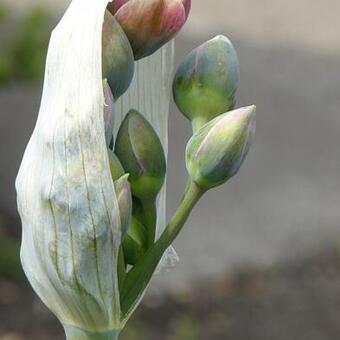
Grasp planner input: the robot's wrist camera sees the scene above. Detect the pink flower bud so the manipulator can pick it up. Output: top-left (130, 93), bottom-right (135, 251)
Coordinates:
top-left (107, 0), bottom-right (191, 60)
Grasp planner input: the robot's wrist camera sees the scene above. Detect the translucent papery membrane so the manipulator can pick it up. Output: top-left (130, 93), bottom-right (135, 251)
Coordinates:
top-left (114, 41), bottom-right (179, 272)
top-left (16, 0), bottom-right (122, 331)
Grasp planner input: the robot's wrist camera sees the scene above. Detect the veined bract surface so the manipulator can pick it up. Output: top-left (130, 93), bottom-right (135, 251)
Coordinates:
top-left (15, 0), bottom-right (175, 335)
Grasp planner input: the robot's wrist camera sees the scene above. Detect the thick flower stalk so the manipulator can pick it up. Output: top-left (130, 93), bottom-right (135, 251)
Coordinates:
top-left (16, 0), bottom-right (256, 339)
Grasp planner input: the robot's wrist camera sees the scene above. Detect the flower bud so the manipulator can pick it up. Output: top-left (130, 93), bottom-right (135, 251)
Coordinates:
top-left (115, 109), bottom-right (166, 200)
top-left (102, 10), bottom-right (135, 99)
top-left (122, 216), bottom-right (148, 265)
top-left (186, 105), bottom-right (256, 189)
top-left (108, 149), bottom-right (125, 181)
top-left (107, 0), bottom-right (191, 60)
top-left (114, 174), bottom-right (132, 238)
top-left (173, 35), bottom-right (239, 129)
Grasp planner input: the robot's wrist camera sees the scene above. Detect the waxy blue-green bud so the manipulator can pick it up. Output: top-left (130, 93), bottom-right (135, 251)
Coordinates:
top-left (122, 216), bottom-right (148, 265)
top-left (114, 174), bottom-right (132, 238)
top-left (108, 148), bottom-right (125, 181)
top-left (186, 105), bottom-right (256, 189)
top-left (102, 10), bottom-right (135, 100)
top-left (173, 35), bottom-right (239, 130)
top-left (115, 109), bottom-right (166, 200)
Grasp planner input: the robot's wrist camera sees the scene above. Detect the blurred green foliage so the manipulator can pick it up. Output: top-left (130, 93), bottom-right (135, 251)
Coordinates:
top-left (0, 234), bottom-right (22, 280)
top-left (120, 315), bottom-right (199, 340)
top-left (121, 320), bottom-right (146, 340)
top-left (0, 6), bottom-right (52, 85)
top-left (0, 4), bottom-right (7, 21)
top-left (170, 316), bottom-right (199, 340)
top-left (0, 5), bottom-right (49, 280)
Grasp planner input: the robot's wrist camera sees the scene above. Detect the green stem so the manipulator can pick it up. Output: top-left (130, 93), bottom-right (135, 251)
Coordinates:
top-left (120, 180), bottom-right (204, 316)
top-left (192, 116), bottom-right (208, 133)
top-left (117, 246), bottom-right (126, 292)
top-left (63, 324), bottom-right (120, 340)
top-left (141, 198), bottom-right (157, 247)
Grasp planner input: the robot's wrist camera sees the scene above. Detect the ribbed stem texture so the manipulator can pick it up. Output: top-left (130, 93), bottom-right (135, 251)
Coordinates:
top-left (63, 324), bottom-right (120, 340)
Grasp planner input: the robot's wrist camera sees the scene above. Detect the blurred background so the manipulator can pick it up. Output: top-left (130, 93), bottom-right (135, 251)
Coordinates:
top-left (1, 0), bottom-right (340, 339)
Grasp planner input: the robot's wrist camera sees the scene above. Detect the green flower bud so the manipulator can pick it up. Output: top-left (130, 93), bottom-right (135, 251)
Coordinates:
top-left (108, 149), bottom-right (125, 181)
top-left (186, 105), bottom-right (256, 189)
top-left (115, 109), bottom-right (166, 201)
top-left (122, 216), bottom-right (148, 265)
top-left (102, 10), bottom-right (135, 100)
top-left (114, 174), bottom-right (132, 238)
top-left (173, 35), bottom-right (240, 130)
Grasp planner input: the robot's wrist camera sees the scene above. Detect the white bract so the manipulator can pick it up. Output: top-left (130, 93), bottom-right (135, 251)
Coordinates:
top-left (16, 0), bottom-right (174, 333)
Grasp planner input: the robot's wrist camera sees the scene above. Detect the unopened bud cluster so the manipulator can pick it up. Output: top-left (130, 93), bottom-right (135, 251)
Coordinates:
top-left (173, 35), bottom-right (256, 190)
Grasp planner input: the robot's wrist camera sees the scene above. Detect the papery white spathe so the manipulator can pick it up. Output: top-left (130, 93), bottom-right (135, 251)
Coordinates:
top-left (15, 0), bottom-right (144, 334)
top-left (16, 0), bottom-right (176, 333)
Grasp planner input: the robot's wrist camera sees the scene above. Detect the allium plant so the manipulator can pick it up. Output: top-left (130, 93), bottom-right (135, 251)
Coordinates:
top-left (15, 0), bottom-right (256, 339)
